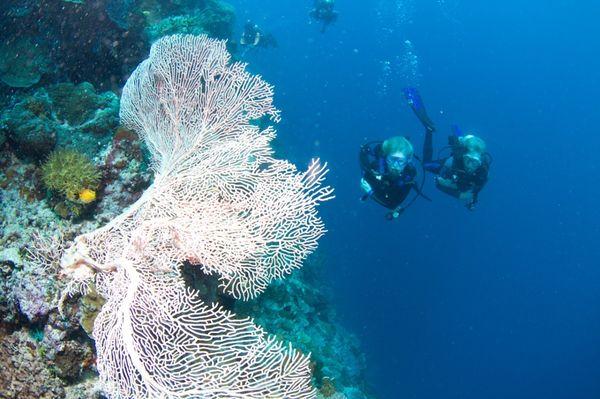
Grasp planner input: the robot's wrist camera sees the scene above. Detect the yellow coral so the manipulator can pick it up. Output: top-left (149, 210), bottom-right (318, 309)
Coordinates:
top-left (78, 188), bottom-right (97, 204)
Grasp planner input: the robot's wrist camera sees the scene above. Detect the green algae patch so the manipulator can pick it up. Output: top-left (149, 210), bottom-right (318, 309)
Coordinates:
top-left (41, 149), bottom-right (101, 205)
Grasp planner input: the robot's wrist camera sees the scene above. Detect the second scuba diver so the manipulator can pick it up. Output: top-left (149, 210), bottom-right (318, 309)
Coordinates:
top-left (240, 21), bottom-right (278, 49)
top-left (402, 88), bottom-right (491, 210)
top-left (309, 0), bottom-right (338, 33)
top-left (359, 136), bottom-right (429, 220)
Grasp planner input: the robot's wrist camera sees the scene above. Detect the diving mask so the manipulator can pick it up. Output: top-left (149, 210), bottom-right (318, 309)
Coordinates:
top-left (386, 153), bottom-right (411, 172)
top-left (463, 152), bottom-right (482, 172)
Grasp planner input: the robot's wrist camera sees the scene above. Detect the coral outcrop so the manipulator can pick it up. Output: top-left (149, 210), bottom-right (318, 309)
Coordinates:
top-left (0, 36), bottom-right (51, 88)
top-left (144, 0), bottom-right (235, 41)
top-left (0, 82), bottom-right (119, 159)
top-left (236, 259), bottom-right (371, 399)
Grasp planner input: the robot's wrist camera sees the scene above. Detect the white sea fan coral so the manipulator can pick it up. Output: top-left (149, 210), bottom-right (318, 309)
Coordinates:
top-left (58, 34), bottom-right (333, 398)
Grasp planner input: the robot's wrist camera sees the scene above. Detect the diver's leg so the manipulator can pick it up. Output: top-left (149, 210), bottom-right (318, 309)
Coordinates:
top-left (402, 88), bottom-right (436, 132)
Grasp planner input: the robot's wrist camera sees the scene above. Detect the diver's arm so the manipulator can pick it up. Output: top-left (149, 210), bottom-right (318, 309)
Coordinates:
top-left (458, 190), bottom-right (478, 210)
top-left (431, 157), bottom-right (453, 177)
top-left (466, 167), bottom-right (489, 208)
top-left (435, 176), bottom-right (461, 198)
top-left (360, 178), bottom-right (373, 201)
top-left (466, 178), bottom-right (487, 209)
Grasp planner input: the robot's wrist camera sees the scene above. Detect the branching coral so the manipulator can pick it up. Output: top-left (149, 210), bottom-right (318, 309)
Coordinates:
top-left (55, 34), bottom-right (333, 398)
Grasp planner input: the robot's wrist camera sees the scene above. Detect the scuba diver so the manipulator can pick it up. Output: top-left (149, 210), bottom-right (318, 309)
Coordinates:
top-left (309, 0), bottom-right (338, 32)
top-left (359, 136), bottom-right (430, 220)
top-left (402, 88), bottom-right (491, 210)
top-left (240, 21), bottom-right (278, 50)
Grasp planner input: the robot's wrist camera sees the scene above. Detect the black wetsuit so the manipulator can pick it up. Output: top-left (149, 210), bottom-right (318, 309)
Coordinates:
top-left (241, 23), bottom-right (260, 46)
top-left (423, 131), bottom-right (489, 205)
top-left (360, 142), bottom-right (417, 210)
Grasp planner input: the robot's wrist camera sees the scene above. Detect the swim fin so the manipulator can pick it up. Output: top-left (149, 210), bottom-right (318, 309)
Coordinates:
top-left (402, 87), bottom-right (436, 133)
top-left (451, 124), bottom-right (463, 137)
top-left (402, 87), bottom-right (425, 111)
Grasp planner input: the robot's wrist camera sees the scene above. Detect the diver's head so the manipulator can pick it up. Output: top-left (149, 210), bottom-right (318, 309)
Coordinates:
top-left (459, 134), bottom-right (486, 173)
top-left (382, 136), bottom-right (413, 175)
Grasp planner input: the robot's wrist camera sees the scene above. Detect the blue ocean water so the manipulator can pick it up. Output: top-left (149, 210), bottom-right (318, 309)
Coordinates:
top-left (232, 1), bottom-right (600, 398)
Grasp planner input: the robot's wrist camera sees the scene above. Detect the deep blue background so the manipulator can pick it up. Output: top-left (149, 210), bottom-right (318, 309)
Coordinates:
top-left (230, 1), bottom-right (600, 398)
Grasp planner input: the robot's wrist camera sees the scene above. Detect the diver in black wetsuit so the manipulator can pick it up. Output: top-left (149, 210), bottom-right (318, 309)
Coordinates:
top-left (309, 0), bottom-right (338, 32)
top-left (240, 21), bottom-right (278, 49)
top-left (402, 88), bottom-right (491, 210)
top-left (359, 136), bottom-right (429, 220)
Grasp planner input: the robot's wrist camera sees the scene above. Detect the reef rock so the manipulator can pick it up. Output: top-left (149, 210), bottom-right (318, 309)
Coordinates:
top-left (0, 330), bottom-right (66, 398)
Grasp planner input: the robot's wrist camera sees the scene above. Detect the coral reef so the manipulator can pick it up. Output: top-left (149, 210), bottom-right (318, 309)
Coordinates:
top-left (0, 112), bottom-right (371, 399)
top-left (143, 0), bottom-right (235, 42)
top-left (46, 83), bottom-right (120, 136)
top-left (0, 111), bottom-right (147, 325)
top-left (236, 258), bottom-right (372, 399)
top-left (0, 92), bottom-right (57, 159)
top-left (105, 0), bottom-right (135, 29)
top-left (0, 0), bottom-right (38, 18)
top-left (0, 329), bottom-right (66, 398)
top-left (0, 2), bottom-right (374, 396)
top-left (0, 134), bottom-right (148, 397)
top-left (53, 34), bottom-right (331, 398)
top-left (0, 82), bottom-right (119, 159)
top-left (0, 0), bottom-right (235, 89)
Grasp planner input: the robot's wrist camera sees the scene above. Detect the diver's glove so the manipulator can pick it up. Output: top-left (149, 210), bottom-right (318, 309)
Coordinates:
top-left (466, 192), bottom-right (479, 211)
top-left (360, 178), bottom-right (373, 201)
top-left (385, 207), bottom-right (404, 220)
top-left (460, 191), bottom-right (477, 211)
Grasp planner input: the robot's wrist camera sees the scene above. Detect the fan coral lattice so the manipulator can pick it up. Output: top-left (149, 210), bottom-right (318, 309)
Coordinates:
top-left (57, 34), bottom-right (333, 398)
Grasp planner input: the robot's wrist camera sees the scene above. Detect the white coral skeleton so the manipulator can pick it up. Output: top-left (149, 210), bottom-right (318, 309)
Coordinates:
top-left (55, 35), bottom-right (333, 398)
